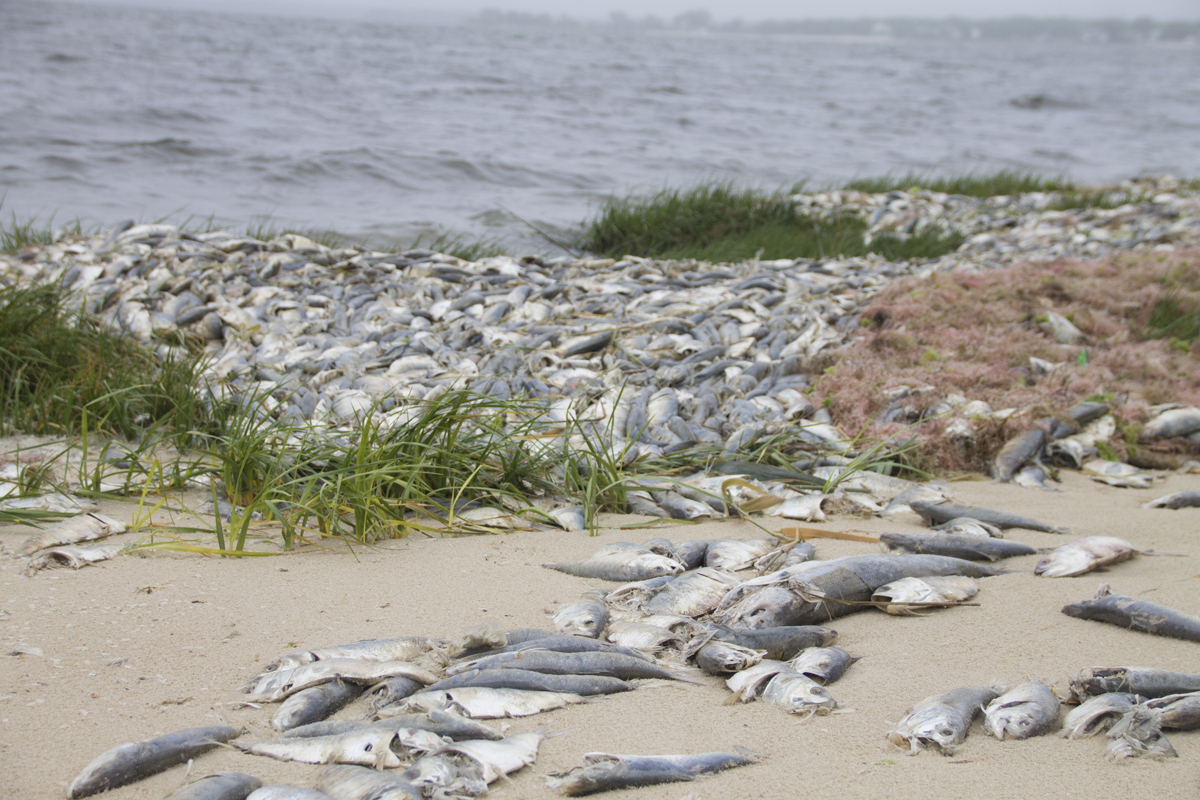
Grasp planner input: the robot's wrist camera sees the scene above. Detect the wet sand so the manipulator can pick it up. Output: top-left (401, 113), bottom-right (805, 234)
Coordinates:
top-left (3, 470), bottom-right (1200, 800)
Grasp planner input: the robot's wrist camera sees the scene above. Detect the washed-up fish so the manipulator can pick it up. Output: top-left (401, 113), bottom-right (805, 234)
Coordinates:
top-left (1061, 584), bottom-right (1200, 642)
top-left (879, 532), bottom-right (1036, 561)
top-left (266, 636), bottom-right (438, 671)
top-left (243, 659), bottom-right (437, 703)
top-left (301, 711), bottom-right (499, 742)
top-left (983, 681), bottom-right (1060, 739)
top-left (316, 765), bottom-right (422, 800)
top-left (1068, 666), bottom-right (1200, 703)
top-left (604, 621), bottom-right (683, 652)
top-left (24, 541), bottom-right (124, 575)
top-left (993, 427), bottom-right (1046, 483)
top-left (762, 494), bottom-right (830, 522)
top-left (547, 751), bottom-right (757, 796)
top-left (246, 788), bottom-right (336, 800)
top-left (553, 593), bottom-right (610, 638)
top-left (234, 727), bottom-right (445, 768)
top-left (394, 688), bottom-right (588, 718)
top-left (871, 576), bottom-right (979, 615)
top-left (674, 539), bottom-right (715, 569)
top-left (709, 624), bottom-right (838, 661)
top-left (448, 648), bottom-right (693, 682)
top-left (465, 631), bottom-right (651, 662)
top-left (910, 499), bottom-right (1067, 533)
top-left (1142, 490), bottom-right (1200, 509)
top-left (1013, 463), bottom-right (1056, 491)
top-left (644, 568), bottom-right (742, 617)
top-left (787, 646), bottom-right (855, 685)
top-left (704, 539), bottom-right (777, 570)
top-left (544, 547), bottom-right (684, 582)
top-left (695, 642), bottom-right (764, 675)
top-left (403, 728), bottom-right (546, 795)
top-left (753, 541), bottom-right (816, 572)
top-left (1144, 692), bottom-right (1200, 730)
top-left (550, 506), bottom-right (587, 532)
top-left (68, 725), bottom-right (241, 798)
top-left (720, 554), bottom-right (999, 628)
top-left (2, 492), bottom-right (98, 515)
top-left (445, 624), bottom-right (508, 658)
top-left (1141, 406), bottom-right (1200, 440)
top-left (425, 668), bottom-right (632, 696)
top-left (888, 686), bottom-right (1000, 755)
top-left (1106, 706), bottom-right (1177, 760)
top-left (1062, 693), bottom-right (1144, 739)
top-left (1035, 537), bottom-right (1137, 577)
top-left (762, 670), bottom-right (837, 715)
top-left (725, 660), bottom-right (792, 703)
top-left (367, 676), bottom-right (424, 714)
top-left (273, 680), bottom-right (360, 732)
top-left (16, 512), bottom-right (127, 557)
top-left (166, 772), bottom-right (262, 800)
top-left (930, 517), bottom-right (1004, 538)
top-left (1083, 460), bottom-right (1155, 489)
top-left (883, 484), bottom-right (952, 525)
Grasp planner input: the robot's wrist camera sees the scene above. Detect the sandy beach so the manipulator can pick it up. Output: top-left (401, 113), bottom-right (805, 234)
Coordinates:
top-left (3, 468), bottom-right (1200, 800)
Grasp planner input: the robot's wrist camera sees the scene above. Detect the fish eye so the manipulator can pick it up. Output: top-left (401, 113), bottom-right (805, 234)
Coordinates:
top-left (940, 728), bottom-right (954, 737)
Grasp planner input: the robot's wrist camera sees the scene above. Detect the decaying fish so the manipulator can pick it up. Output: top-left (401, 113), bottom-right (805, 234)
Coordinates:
top-left (1068, 666), bottom-right (1200, 703)
top-left (547, 751), bottom-right (757, 796)
top-left (243, 659), bottom-right (437, 703)
top-left (1142, 490), bottom-right (1200, 509)
top-left (367, 676), bottom-right (424, 714)
top-left (1146, 692), bottom-right (1200, 730)
top-left (544, 546), bottom-right (684, 582)
top-left (879, 532), bottom-right (1036, 562)
top-left (266, 636), bottom-right (438, 672)
top-left (553, 592), bottom-right (610, 638)
top-left (1062, 693), bottom-right (1144, 739)
top-left (2, 492), bottom-right (98, 515)
top-left (993, 427), bottom-right (1046, 483)
top-left (930, 517), bottom-right (1004, 538)
top-left (694, 642), bottom-right (765, 675)
top-left (1141, 406), bottom-right (1200, 440)
top-left (245, 787), bottom-right (336, 800)
top-left (68, 725), bottom-right (241, 798)
top-left (445, 624), bottom-right (509, 658)
top-left (708, 624), bottom-right (838, 661)
top-left (883, 484), bottom-right (952, 525)
top-left (234, 727), bottom-right (444, 768)
top-left (888, 686), bottom-right (1000, 755)
top-left (316, 765), bottom-right (422, 800)
top-left (725, 660), bottom-right (791, 703)
top-left (604, 621), bottom-right (683, 652)
top-left (1083, 460), bottom-right (1155, 489)
top-left (643, 568), bottom-right (742, 617)
top-left (871, 576), bottom-right (979, 615)
top-left (273, 680), bottom-right (360, 732)
top-left (393, 687), bottom-right (588, 718)
top-left (16, 512), bottom-right (127, 558)
top-left (1035, 537), bottom-right (1137, 578)
top-left (983, 681), bottom-right (1060, 739)
top-left (403, 728), bottom-right (546, 795)
top-left (24, 541), bottom-right (124, 575)
top-left (1061, 584), bottom-right (1200, 642)
top-left (910, 499), bottom-right (1067, 533)
top-left (787, 646), bottom-right (855, 685)
top-left (762, 494), bottom-right (830, 522)
top-left (762, 670), bottom-right (838, 715)
top-left (447, 648), bottom-right (693, 683)
top-left (703, 539), bottom-right (778, 570)
top-left (426, 668), bottom-right (633, 696)
top-left (753, 541), bottom-right (816, 573)
top-left (1106, 706), bottom-right (1177, 760)
top-left (165, 772), bottom-right (262, 800)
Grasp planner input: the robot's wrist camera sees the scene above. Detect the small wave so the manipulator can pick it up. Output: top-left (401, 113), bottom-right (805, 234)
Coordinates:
top-left (647, 85), bottom-right (686, 94)
top-left (44, 53), bottom-right (85, 63)
top-left (112, 138), bottom-right (230, 158)
top-left (1010, 94), bottom-right (1087, 110)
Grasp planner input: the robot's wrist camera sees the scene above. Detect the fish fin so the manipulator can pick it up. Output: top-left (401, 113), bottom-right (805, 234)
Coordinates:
top-left (732, 745), bottom-right (763, 761)
top-left (721, 693), bottom-right (745, 706)
top-left (1094, 583), bottom-right (1113, 599)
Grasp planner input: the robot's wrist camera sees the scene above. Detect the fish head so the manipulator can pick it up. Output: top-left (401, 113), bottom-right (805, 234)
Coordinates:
top-left (728, 587), bottom-right (799, 629)
top-left (771, 674), bottom-right (837, 713)
top-left (985, 707), bottom-right (1038, 740)
top-left (904, 707), bottom-right (966, 752)
top-left (629, 553), bottom-right (685, 579)
top-left (1034, 547), bottom-right (1092, 578)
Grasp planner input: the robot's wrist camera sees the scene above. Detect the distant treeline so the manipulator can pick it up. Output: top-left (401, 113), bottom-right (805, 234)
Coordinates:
top-left (474, 9), bottom-right (1200, 42)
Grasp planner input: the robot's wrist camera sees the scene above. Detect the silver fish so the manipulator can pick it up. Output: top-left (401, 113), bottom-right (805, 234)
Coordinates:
top-left (871, 576), bottom-right (979, 615)
top-left (544, 548), bottom-right (684, 582)
top-left (367, 676), bottom-right (424, 714)
top-left (16, 512), bottom-right (127, 557)
top-left (246, 788), bottom-right (336, 800)
top-left (1062, 693), bottom-right (1144, 739)
top-left (725, 660), bottom-right (792, 703)
top-left (888, 686), bottom-right (1000, 755)
top-left (644, 568), bottom-right (742, 617)
top-left (1141, 406), bottom-right (1200, 440)
top-left (1068, 665), bottom-right (1200, 703)
top-left (448, 648), bottom-right (690, 682)
top-left (547, 751), bottom-right (757, 796)
top-left (762, 670), bottom-right (837, 715)
top-left (983, 681), bottom-right (1061, 739)
top-left (243, 659), bottom-right (437, 703)
top-left (316, 764), bottom-right (422, 800)
top-left (787, 646), bottom-right (855, 684)
top-left (234, 728), bottom-right (441, 768)
top-left (273, 680), bottom-right (360, 732)
top-left (1146, 692), bottom-right (1200, 730)
top-left (1083, 460), bottom-right (1154, 489)
top-left (910, 499), bottom-right (1067, 533)
top-left (553, 593), bottom-right (609, 638)
top-left (266, 636), bottom-right (438, 672)
top-left (1106, 706), bottom-right (1177, 760)
top-left (604, 620), bottom-right (683, 652)
top-left (703, 539), bottom-right (778, 570)
top-left (1062, 585), bottom-right (1200, 643)
top-left (165, 772), bottom-right (262, 800)
top-left (24, 541), bottom-right (124, 575)
top-left (1035, 537), bottom-right (1137, 578)
top-left (1142, 489), bottom-right (1200, 509)
top-left (68, 725), bottom-right (241, 798)
top-left (394, 688), bottom-right (587, 718)
top-left (695, 642), bottom-right (764, 675)
top-left (930, 517), bottom-right (1004, 538)
top-left (425, 668), bottom-right (632, 696)
top-left (879, 532), bottom-right (1035, 561)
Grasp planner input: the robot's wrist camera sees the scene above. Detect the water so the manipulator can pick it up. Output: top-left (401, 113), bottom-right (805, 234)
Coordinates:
top-left (3, 1), bottom-right (1199, 252)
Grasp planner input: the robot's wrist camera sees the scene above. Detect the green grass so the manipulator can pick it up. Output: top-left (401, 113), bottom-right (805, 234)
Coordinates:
top-left (581, 183), bottom-right (963, 262)
top-left (842, 169), bottom-right (1072, 197)
top-left (405, 231), bottom-right (508, 262)
top-left (1, 214), bottom-right (83, 254)
top-left (1145, 287), bottom-right (1200, 345)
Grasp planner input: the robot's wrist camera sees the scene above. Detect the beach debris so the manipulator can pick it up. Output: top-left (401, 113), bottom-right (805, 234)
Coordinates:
top-left (547, 751), bottom-right (757, 796)
top-left (1082, 460), bottom-right (1155, 489)
top-left (1034, 537), bottom-right (1138, 578)
top-left (888, 686), bottom-right (1001, 754)
top-left (983, 680), bottom-right (1061, 739)
top-left (14, 512), bottom-right (127, 558)
top-left (67, 725), bottom-right (241, 798)
top-left (1, 493), bottom-right (98, 515)
top-left (1061, 585), bottom-right (1200, 642)
top-left (23, 541), bottom-right (124, 575)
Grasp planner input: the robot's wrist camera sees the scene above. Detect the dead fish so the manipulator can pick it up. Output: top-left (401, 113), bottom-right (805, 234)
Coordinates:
top-left (993, 427), bottom-right (1046, 482)
top-left (695, 642), bottom-right (765, 675)
top-left (888, 686), bottom-right (1000, 755)
top-left (425, 668), bottom-right (632, 696)
top-left (931, 517), bottom-right (1004, 538)
top-left (787, 646), bottom-right (855, 685)
top-left (1106, 706), bottom-right (1177, 760)
top-left (394, 688), bottom-right (588, 718)
top-left (16, 512), bottom-right (127, 557)
top-left (871, 576), bottom-right (979, 615)
top-left (1142, 490), bottom-right (1200, 509)
top-left (467, 632), bottom-right (651, 662)
top-left (644, 568), bottom-right (742, 617)
top-left (445, 624), bottom-right (508, 658)
top-left (243, 659), bottom-right (437, 703)
top-left (983, 681), bottom-right (1060, 739)
top-left (674, 539), bottom-right (715, 569)
top-left (550, 506), bottom-right (587, 532)
top-left (266, 636), bottom-right (438, 672)
top-left (1068, 666), bottom-right (1200, 703)
top-left (879, 532), bottom-right (1036, 562)
top-left (365, 711), bottom-right (502, 741)
top-left (234, 728), bottom-right (441, 768)
top-left (404, 728), bottom-right (546, 793)
top-left (762, 670), bottom-right (837, 715)
top-left (447, 649), bottom-right (696, 683)
top-left (1146, 692), bottom-right (1200, 730)
top-left (246, 788), bottom-right (336, 800)
top-left (1061, 584), bottom-right (1200, 642)
top-left (1083, 460), bottom-right (1154, 489)
top-left (910, 499), bottom-right (1067, 533)
top-left (704, 539), bottom-right (777, 570)
top-left (1062, 693), bottom-right (1144, 739)
top-left (544, 548), bottom-right (684, 582)
top-left (165, 772), bottom-right (262, 800)
top-left (2, 492), bottom-right (98, 514)
top-left (273, 680), bottom-right (360, 732)
top-left (883, 484), bottom-right (951, 525)
top-left (1035, 537), bottom-right (1137, 577)
top-left (725, 660), bottom-right (792, 703)
top-left (753, 541), bottom-right (816, 573)
top-left (709, 624), bottom-right (838, 661)
top-left (1013, 463), bottom-right (1056, 491)
top-left (68, 725), bottom-right (241, 798)
top-left (24, 541), bottom-right (124, 575)
top-left (1141, 406), bottom-right (1200, 440)
top-left (315, 765), bottom-right (422, 800)
top-left (367, 676), bottom-right (424, 714)
top-left (762, 494), bottom-right (830, 522)
top-left (553, 593), bottom-right (609, 638)
top-left (604, 621), bottom-right (683, 652)
top-left (546, 751), bottom-right (757, 796)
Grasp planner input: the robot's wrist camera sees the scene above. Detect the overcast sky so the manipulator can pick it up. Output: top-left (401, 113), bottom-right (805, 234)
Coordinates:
top-left (62, 0), bottom-right (1200, 21)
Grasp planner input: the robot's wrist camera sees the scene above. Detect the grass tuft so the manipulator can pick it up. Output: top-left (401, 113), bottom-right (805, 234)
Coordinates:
top-left (843, 169), bottom-right (1072, 197)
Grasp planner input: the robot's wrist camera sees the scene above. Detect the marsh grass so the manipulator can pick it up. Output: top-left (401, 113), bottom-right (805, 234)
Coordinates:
top-left (243, 222), bottom-right (345, 249)
top-left (406, 231), bottom-right (508, 262)
top-left (0, 213), bottom-right (84, 254)
top-left (843, 169), bottom-right (1071, 197)
top-left (582, 183), bottom-right (962, 261)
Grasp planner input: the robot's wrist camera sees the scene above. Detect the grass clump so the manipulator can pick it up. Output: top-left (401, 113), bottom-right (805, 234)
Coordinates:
top-left (1, 214), bottom-right (83, 254)
top-left (582, 183), bottom-right (962, 262)
top-left (843, 169), bottom-right (1070, 197)
top-left (406, 231), bottom-right (508, 262)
